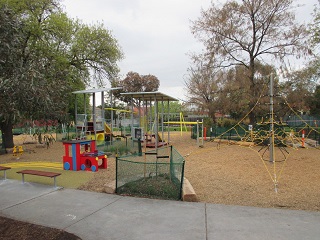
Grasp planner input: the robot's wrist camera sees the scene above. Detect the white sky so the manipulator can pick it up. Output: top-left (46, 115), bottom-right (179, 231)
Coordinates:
top-left (63, 0), bottom-right (318, 101)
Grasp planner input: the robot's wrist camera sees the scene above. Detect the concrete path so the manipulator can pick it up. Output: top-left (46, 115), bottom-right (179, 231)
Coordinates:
top-left (1, 179), bottom-right (320, 240)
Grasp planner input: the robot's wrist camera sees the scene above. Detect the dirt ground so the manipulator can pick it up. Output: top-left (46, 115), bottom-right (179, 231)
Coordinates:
top-left (0, 132), bottom-right (320, 238)
top-left (0, 215), bottom-right (80, 240)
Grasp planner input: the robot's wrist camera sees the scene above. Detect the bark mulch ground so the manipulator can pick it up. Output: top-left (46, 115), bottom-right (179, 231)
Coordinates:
top-left (1, 132), bottom-right (319, 239)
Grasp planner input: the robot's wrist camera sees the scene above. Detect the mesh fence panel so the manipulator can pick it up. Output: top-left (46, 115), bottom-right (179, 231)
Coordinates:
top-left (116, 146), bottom-right (185, 200)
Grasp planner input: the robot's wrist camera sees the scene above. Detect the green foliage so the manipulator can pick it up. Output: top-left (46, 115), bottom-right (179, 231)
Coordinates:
top-left (117, 174), bottom-right (180, 200)
top-left (0, 0), bottom-right (123, 148)
top-left (32, 130), bottom-right (56, 148)
top-left (203, 117), bottom-right (214, 128)
top-left (104, 142), bottom-right (132, 156)
top-left (309, 85), bottom-right (320, 116)
top-left (216, 118), bottom-right (238, 128)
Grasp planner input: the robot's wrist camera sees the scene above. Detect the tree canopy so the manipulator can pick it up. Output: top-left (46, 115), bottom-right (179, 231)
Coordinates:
top-left (113, 71), bottom-right (160, 105)
top-left (187, 0), bottom-right (310, 124)
top-left (0, 0), bottom-right (123, 148)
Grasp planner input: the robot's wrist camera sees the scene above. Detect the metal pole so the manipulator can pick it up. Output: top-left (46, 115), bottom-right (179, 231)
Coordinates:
top-left (74, 94), bottom-right (78, 138)
top-left (131, 96), bottom-right (134, 147)
top-left (269, 73), bottom-right (274, 163)
top-left (167, 100), bottom-right (170, 144)
top-left (202, 119), bottom-right (204, 146)
top-left (92, 92), bottom-right (96, 140)
top-left (110, 91), bottom-right (113, 144)
top-left (161, 98), bottom-right (164, 144)
top-left (269, 73), bottom-right (277, 193)
top-left (197, 120), bottom-right (199, 147)
top-left (155, 96), bottom-right (158, 152)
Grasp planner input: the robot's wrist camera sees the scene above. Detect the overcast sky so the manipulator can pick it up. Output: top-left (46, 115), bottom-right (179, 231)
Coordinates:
top-left (63, 0), bottom-right (318, 101)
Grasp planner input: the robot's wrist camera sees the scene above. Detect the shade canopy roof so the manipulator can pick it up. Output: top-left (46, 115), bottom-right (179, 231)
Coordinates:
top-left (73, 87), bottom-right (122, 94)
top-left (120, 91), bottom-right (179, 102)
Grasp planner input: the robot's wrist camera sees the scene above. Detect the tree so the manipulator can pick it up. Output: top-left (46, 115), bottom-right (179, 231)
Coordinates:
top-left (218, 62), bottom-right (279, 121)
top-left (308, 85), bottom-right (320, 116)
top-left (281, 59), bottom-right (320, 117)
top-left (184, 66), bottom-right (221, 121)
top-left (190, 0), bottom-right (309, 124)
top-left (0, 0), bottom-right (123, 148)
top-left (113, 71), bottom-right (160, 105)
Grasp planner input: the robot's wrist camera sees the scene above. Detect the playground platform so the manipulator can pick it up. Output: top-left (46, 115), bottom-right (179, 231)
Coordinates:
top-left (0, 179), bottom-right (320, 240)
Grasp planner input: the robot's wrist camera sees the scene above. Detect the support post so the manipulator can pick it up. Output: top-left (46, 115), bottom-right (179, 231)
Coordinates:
top-left (269, 73), bottom-right (274, 163)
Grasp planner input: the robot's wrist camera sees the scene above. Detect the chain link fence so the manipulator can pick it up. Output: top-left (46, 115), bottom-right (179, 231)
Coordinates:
top-left (116, 146), bottom-right (185, 200)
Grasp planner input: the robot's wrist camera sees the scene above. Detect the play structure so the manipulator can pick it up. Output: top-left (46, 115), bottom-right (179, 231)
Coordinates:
top-left (208, 73), bottom-right (320, 192)
top-left (120, 92), bottom-right (179, 149)
top-left (62, 139), bottom-right (107, 172)
top-left (73, 87), bottom-right (125, 143)
top-left (164, 112), bottom-right (205, 147)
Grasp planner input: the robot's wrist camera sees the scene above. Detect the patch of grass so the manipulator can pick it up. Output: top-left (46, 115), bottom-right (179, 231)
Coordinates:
top-left (117, 174), bottom-right (180, 200)
top-left (104, 142), bottom-right (132, 156)
top-left (5, 167), bottom-right (94, 189)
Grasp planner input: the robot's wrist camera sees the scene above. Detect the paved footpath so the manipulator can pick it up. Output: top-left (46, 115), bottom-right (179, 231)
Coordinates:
top-left (1, 179), bottom-right (320, 240)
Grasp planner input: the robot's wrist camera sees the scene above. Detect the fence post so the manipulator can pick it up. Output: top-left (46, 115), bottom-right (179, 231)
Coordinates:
top-left (170, 145), bottom-right (173, 178)
top-left (301, 129), bottom-right (305, 148)
top-left (138, 138), bottom-right (142, 156)
top-left (115, 156), bottom-right (118, 193)
top-left (179, 160), bottom-right (185, 200)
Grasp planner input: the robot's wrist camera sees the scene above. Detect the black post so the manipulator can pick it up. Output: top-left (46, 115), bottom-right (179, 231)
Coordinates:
top-left (138, 138), bottom-right (142, 156)
top-left (115, 156), bottom-right (118, 193)
top-left (179, 160), bottom-right (185, 200)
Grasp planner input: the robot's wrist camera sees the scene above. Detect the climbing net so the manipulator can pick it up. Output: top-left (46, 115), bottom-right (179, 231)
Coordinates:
top-left (208, 79), bottom-right (320, 192)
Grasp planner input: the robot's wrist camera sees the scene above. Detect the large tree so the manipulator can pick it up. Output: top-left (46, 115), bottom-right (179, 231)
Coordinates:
top-left (0, 0), bottom-right (123, 148)
top-left (189, 0), bottom-right (309, 124)
top-left (113, 71), bottom-right (160, 105)
top-left (184, 66), bottom-right (222, 121)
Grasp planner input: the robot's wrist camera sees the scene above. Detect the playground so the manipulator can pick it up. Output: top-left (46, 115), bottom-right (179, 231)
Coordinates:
top-left (1, 131), bottom-right (320, 212)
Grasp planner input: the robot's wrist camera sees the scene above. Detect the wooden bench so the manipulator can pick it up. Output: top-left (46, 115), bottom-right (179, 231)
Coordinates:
top-left (0, 166), bottom-right (11, 180)
top-left (16, 170), bottom-right (61, 188)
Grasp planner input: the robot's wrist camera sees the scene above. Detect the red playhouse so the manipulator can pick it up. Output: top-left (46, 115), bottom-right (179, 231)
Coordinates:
top-left (62, 140), bottom-right (107, 172)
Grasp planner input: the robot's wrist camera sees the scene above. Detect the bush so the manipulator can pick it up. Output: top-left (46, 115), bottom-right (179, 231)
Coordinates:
top-left (216, 118), bottom-right (238, 128)
top-left (104, 142), bottom-right (131, 156)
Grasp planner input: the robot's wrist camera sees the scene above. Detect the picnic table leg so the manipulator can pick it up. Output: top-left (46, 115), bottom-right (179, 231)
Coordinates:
top-left (53, 177), bottom-right (57, 188)
top-left (4, 170), bottom-right (7, 180)
top-left (22, 173), bottom-right (25, 184)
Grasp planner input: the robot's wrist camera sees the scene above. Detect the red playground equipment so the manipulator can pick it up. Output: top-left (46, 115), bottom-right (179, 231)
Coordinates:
top-left (62, 140), bottom-right (107, 172)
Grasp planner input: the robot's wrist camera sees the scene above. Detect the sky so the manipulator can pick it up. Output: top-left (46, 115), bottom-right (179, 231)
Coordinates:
top-left (63, 0), bottom-right (318, 101)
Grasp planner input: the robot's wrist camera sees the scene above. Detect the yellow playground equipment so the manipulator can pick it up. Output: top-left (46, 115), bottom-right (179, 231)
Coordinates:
top-left (164, 112), bottom-right (204, 146)
top-left (13, 145), bottom-right (24, 157)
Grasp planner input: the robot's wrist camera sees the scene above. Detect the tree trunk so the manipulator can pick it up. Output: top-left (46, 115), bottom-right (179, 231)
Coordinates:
top-left (0, 121), bottom-right (14, 149)
top-left (208, 106), bottom-right (216, 123)
top-left (248, 57), bottom-right (256, 125)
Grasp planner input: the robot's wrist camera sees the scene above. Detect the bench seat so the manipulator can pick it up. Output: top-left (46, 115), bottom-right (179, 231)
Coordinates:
top-left (16, 170), bottom-right (61, 188)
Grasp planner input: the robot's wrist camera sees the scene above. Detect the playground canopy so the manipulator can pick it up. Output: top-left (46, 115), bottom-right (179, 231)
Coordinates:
top-left (120, 91), bottom-right (179, 102)
top-left (121, 92), bottom-right (179, 149)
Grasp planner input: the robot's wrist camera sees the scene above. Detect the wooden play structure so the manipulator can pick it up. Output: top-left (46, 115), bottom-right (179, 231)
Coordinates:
top-left (62, 139), bottom-right (107, 172)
